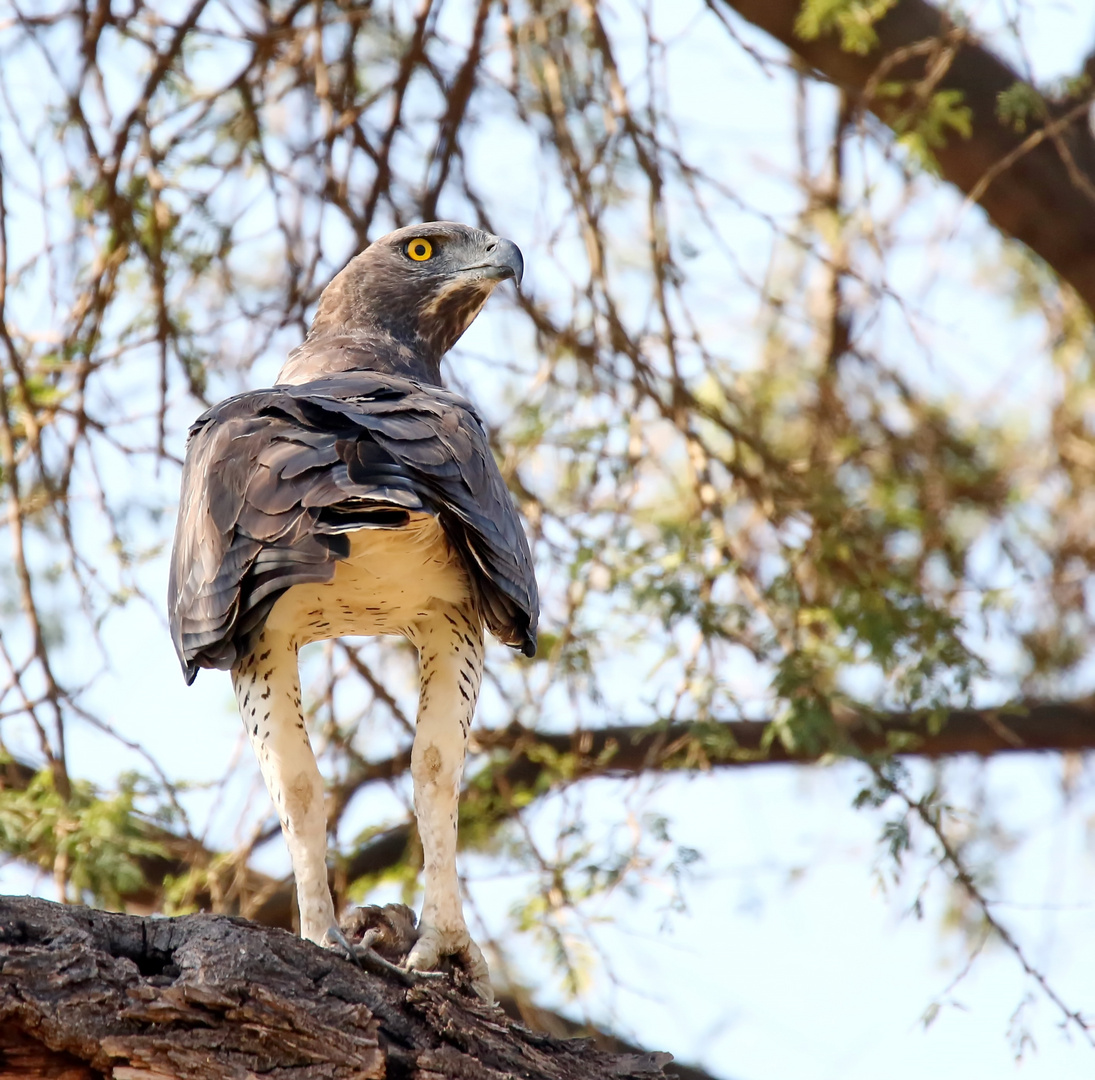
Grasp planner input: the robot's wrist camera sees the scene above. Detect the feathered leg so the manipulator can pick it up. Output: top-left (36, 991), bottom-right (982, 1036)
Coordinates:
top-left (404, 599), bottom-right (490, 999)
top-left (232, 627), bottom-right (338, 945)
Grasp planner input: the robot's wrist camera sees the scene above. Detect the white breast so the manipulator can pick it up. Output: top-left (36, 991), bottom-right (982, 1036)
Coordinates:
top-left (263, 513), bottom-right (471, 644)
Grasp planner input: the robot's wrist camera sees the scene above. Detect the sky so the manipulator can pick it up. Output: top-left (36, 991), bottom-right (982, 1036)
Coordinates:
top-left (2, 1), bottom-right (1095, 1078)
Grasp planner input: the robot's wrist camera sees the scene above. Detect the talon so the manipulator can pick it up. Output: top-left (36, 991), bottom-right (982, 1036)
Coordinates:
top-left (320, 924), bottom-right (362, 966)
top-left (406, 924), bottom-right (493, 1002)
top-left (322, 910), bottom-right (449, 986)
top-left (408, 967), bottom-right (448, 983)
top-left (404, 931), bottom-right (441, 973)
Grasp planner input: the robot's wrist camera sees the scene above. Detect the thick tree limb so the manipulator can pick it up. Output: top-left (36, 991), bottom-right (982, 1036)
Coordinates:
top-left (716, 0), bottom-right (1095, 310)
top-left (1, 704), bottom-right (1087, 1076)
top-left (493, 993), bottom-right (727, 1080)
top-left (0, 895), bottom-right (678, 1080)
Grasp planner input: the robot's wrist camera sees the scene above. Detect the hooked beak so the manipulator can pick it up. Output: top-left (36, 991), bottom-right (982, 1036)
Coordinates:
top-left (468, 236), bottom-right (524, 288)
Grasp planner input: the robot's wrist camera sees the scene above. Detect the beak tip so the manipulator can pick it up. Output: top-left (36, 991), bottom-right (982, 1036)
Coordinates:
top-left (495, 237), bottom-right (523, 289)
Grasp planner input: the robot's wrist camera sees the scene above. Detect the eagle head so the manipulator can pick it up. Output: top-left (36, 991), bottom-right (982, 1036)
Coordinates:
top-left (308, 222), bottom-right (523, 369)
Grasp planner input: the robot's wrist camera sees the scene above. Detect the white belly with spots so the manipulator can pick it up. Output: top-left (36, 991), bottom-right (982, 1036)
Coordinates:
top-left (264, 512), bottom-right (471, 644)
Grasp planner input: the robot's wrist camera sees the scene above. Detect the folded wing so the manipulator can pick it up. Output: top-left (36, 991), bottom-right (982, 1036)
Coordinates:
top-left (168, 372), bottom-right (539, 683)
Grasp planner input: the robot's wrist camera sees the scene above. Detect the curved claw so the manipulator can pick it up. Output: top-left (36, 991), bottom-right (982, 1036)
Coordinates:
top-left (322, 922), bottom-right (444, 986)
top-left (320, 924), bottom-right (363, 966)
top-left (406, 925), bottom-right (493, 1003)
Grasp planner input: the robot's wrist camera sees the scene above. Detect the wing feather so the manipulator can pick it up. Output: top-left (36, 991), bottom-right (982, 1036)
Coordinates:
top-left (168, 371), bottom-right (538, 682)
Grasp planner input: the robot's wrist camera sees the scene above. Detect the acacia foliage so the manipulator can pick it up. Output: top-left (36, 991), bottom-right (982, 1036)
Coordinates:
top-left (0, 0), bottom-right (1094, 1042)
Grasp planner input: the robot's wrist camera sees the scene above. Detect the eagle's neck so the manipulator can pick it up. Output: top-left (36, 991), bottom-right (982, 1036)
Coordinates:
top-left (275, 328), bottom-right (444, 387)
top-left (276, 259), bottom-right (451, 386)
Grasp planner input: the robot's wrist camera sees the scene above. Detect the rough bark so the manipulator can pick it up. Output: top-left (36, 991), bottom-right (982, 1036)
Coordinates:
top-left (491, 994), bottom-right (719, 1080)
top-left (0, 895), bottom-right (681, 1080)
top-left (717, 0), bottom-right (1095, 311)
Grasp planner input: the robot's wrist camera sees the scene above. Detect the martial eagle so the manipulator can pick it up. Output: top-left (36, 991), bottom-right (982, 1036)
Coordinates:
top-left (169, 222), bottom-right (539, 1001)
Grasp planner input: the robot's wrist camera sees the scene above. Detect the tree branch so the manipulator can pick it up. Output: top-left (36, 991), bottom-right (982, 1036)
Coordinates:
top-left (0, 895), bottom-right (680, 1080)
top-left (716, 0), bottom-right (1095, 311)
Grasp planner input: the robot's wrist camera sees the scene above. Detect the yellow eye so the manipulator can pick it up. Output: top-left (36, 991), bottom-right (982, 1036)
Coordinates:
top-left (406, 238), bottom-right (433, 262)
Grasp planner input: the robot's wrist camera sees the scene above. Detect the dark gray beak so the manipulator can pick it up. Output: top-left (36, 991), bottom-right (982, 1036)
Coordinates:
top-left (480, 237), bottom-right (524, 287)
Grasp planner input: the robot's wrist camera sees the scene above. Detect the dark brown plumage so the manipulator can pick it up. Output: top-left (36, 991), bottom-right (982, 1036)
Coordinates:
top-left (168, 222), bottom-right (538, 683)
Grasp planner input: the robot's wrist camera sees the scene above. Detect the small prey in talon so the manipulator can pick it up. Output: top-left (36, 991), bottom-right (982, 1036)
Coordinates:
top-left (334, 903), bottom-right (450, 987)
top-left (322, 918), bottom-right (444, 987)
top-left (168, 223), bottom-right (539, 1003)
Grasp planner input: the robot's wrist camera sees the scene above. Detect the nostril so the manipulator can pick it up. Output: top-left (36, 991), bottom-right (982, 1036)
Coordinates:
top-left (485, 241), bottom-right (497, 253)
